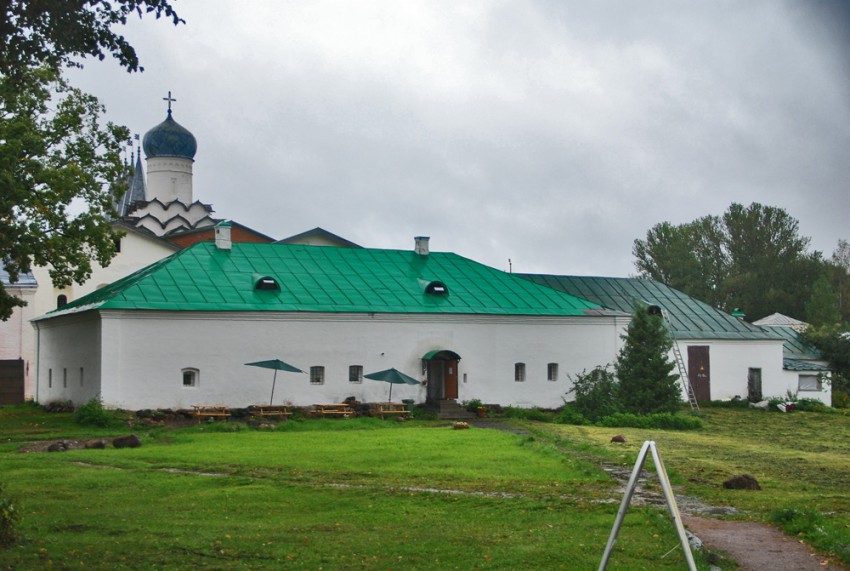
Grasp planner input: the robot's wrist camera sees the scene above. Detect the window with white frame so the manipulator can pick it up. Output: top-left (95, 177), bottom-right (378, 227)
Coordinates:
top-left (798, 374), bottom-right (822, 391)
top-left (182, 368), bottom-right (199, 388)
top-left (310, 366), bottom-right (325, 385)
top-left (349, 365), bottom-right (363, 383)
top-left (547, 363), bottom-right (559, 382)
top-left (514, 362), bottom-right (526, 382)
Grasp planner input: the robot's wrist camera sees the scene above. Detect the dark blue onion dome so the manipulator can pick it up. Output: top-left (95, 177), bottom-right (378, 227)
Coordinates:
top-left (142, 110), bottom-right (197, 159)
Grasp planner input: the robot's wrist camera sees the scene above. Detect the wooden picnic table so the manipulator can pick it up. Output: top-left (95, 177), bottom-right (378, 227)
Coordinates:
top-left (248, 405), bottom-right (292, 419)
top-left (313, 403), bottom-right (354, 418)
top-left (192, 405), bottom-right (231, 422)
top-left (370, 402), bottom-right (409, 420)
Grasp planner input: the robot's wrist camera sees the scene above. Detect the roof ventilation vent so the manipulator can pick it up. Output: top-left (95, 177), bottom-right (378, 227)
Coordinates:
top-left (254, 274), bottom-right (280, 291)
top-left (425, 280), bottom-right (448, 296)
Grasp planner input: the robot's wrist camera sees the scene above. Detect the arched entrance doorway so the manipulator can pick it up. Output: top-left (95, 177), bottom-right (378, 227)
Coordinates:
top-left (422, 350), bottom-right (461, 403)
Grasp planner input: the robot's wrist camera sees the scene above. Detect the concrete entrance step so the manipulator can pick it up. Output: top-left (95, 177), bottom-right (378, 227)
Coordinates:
top-left (436, 399), bottom-right (476, 420)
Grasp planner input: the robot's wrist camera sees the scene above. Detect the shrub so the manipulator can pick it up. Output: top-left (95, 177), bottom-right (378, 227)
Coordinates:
top-left (409, 406), bottom-right (438, 421)
top-left (500, 406), bottom-right (552, 422)
top-left (596, 412), bottom-right (702, 430)
top-left (702, 398), bottom-right (749, 409)
top-left (0, 484), bottom-right (19, 548)
top-left (570, 366), bottom-right (620, 422)
top-left (554, 405), bottom-right (588, 425)
top-left (794, 398), bottom-right (835, 413)
top-left (833, 389), bottom-right (849, 409)
top-left (74, 396), bottom-right (116, 427)
top-left (462, 399), bottom-right (483, 412)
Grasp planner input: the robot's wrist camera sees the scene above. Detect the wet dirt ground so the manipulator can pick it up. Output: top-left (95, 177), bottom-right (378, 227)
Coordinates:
top-left (682, 515), bottom-right (846, 570)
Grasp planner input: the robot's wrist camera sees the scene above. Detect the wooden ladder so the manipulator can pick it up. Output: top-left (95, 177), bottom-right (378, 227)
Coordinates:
top-left (663, 310), bottom-right (700, 411)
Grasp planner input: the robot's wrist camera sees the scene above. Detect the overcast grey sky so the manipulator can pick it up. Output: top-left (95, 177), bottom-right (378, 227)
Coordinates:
top-left (68, 0), bottom-right (850, 277)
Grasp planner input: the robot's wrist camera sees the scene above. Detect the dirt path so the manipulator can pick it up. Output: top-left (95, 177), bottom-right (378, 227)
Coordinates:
top-left (683, 515), bottom-right (846, 571)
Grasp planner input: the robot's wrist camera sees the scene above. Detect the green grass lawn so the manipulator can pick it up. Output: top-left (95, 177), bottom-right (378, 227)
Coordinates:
top-left (0, 405), bottom-right (717, 570)
top-left (537, 406), bottom-right (850, 564)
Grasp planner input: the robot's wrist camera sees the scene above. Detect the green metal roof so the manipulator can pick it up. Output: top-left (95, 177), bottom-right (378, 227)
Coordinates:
top-left (520, 274), bottom-right (780, 341)
top-left (784, 358), bottom-right (829, 372)
top-left (42, 243), bottom-right (605, 318)
top-left (765, 325), bottom-right (824, 361)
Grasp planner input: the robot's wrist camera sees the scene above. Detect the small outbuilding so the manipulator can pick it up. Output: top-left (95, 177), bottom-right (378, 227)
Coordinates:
top-left (519, 275), bottom-right (818, 403)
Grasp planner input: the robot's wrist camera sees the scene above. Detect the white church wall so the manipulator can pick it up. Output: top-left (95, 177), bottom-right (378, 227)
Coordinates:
top-left (678, 339), bottom-right (785, 401)
top-left (26, 230), bottom-right (176, 399)
top-left (0, 286), bottom-right (36, 399)
top-left (73, 310), bottom-right (630, 410)
top-left (33, 313), bottom-right (102, 405)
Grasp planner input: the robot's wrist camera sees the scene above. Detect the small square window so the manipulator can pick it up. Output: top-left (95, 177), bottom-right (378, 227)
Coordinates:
top-left (547, 363), bottom-right (559, 382)
top-left (182, 368), bottom-right (199, 388)
top-left (798, 374), bottom-right (822, 391)
top-left (514, 362), bottom-right (526, 382)
top-left (349, 365), bottom-right (363, 384)
top-left (310, 366), bottom-right (325, 385)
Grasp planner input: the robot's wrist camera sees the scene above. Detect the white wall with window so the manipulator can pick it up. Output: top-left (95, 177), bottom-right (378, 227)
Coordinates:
top-left (514, 363), bottom-right (526, 382)
top-left (182, 368), bottom-right (199, 388)
top-left (798, 374), bottom-right (822, 392)
top-left (34, 310), bottom-right (630, 409)
top-left (310, 366), bottom-right (325, 385)
top-left (349, 365), bottom-right (363, 384)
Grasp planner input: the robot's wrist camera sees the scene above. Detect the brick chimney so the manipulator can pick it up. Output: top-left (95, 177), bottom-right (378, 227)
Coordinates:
top-left (215, 220), bottom-right (232, 250)
top-left (414, 236), bottom-right (430, 256)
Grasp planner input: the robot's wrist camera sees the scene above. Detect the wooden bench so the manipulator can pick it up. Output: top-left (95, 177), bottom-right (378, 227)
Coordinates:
top-left (248, 405), bottom-right (292, 419)
top-left (192, 405), bottom-right (231, 422)
top-left (370, 402), bottom-right (409, 420)
top-left (313, 403), bottom-right (354, 418)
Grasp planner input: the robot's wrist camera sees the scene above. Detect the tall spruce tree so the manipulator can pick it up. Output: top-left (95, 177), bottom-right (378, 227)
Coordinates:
top-left (615, 304), bottom-right (681, 414)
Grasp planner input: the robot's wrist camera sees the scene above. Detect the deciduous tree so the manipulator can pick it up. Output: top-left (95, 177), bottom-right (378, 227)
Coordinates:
top-left (0, 1), bottom-right (181, 319)
top-left (805, 276), bottom-right (840, 327)
top-left (0, 67), bottom-right (129, 319)
top-left (0, 1), bottom-right (182, 79)
top-left (633, 203), bottom-right (824, 320)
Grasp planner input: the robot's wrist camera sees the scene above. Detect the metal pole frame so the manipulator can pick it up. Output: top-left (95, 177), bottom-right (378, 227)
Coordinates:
top-left (598, 440), bottom-right (696, 571)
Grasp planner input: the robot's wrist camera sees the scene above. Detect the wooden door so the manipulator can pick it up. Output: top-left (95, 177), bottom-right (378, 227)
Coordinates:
top-left (444, 360), bottom-right (458, 400)
top-left (0, 359), bottom-right (25, 405)
top-left (687, 346), bottom-right (711, 402)
top-left (748, 368), bottom-right (762, 401)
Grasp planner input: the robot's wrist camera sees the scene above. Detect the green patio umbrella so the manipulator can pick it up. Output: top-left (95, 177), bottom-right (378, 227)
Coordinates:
top-left (364, 367), bottom-right (420, 402)
top-left (245, 359), bottom-right (304, 405)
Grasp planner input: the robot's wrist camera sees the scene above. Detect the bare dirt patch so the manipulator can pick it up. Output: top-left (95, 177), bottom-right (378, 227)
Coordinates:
top-left (683, 516), bottom-right (847, 571)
